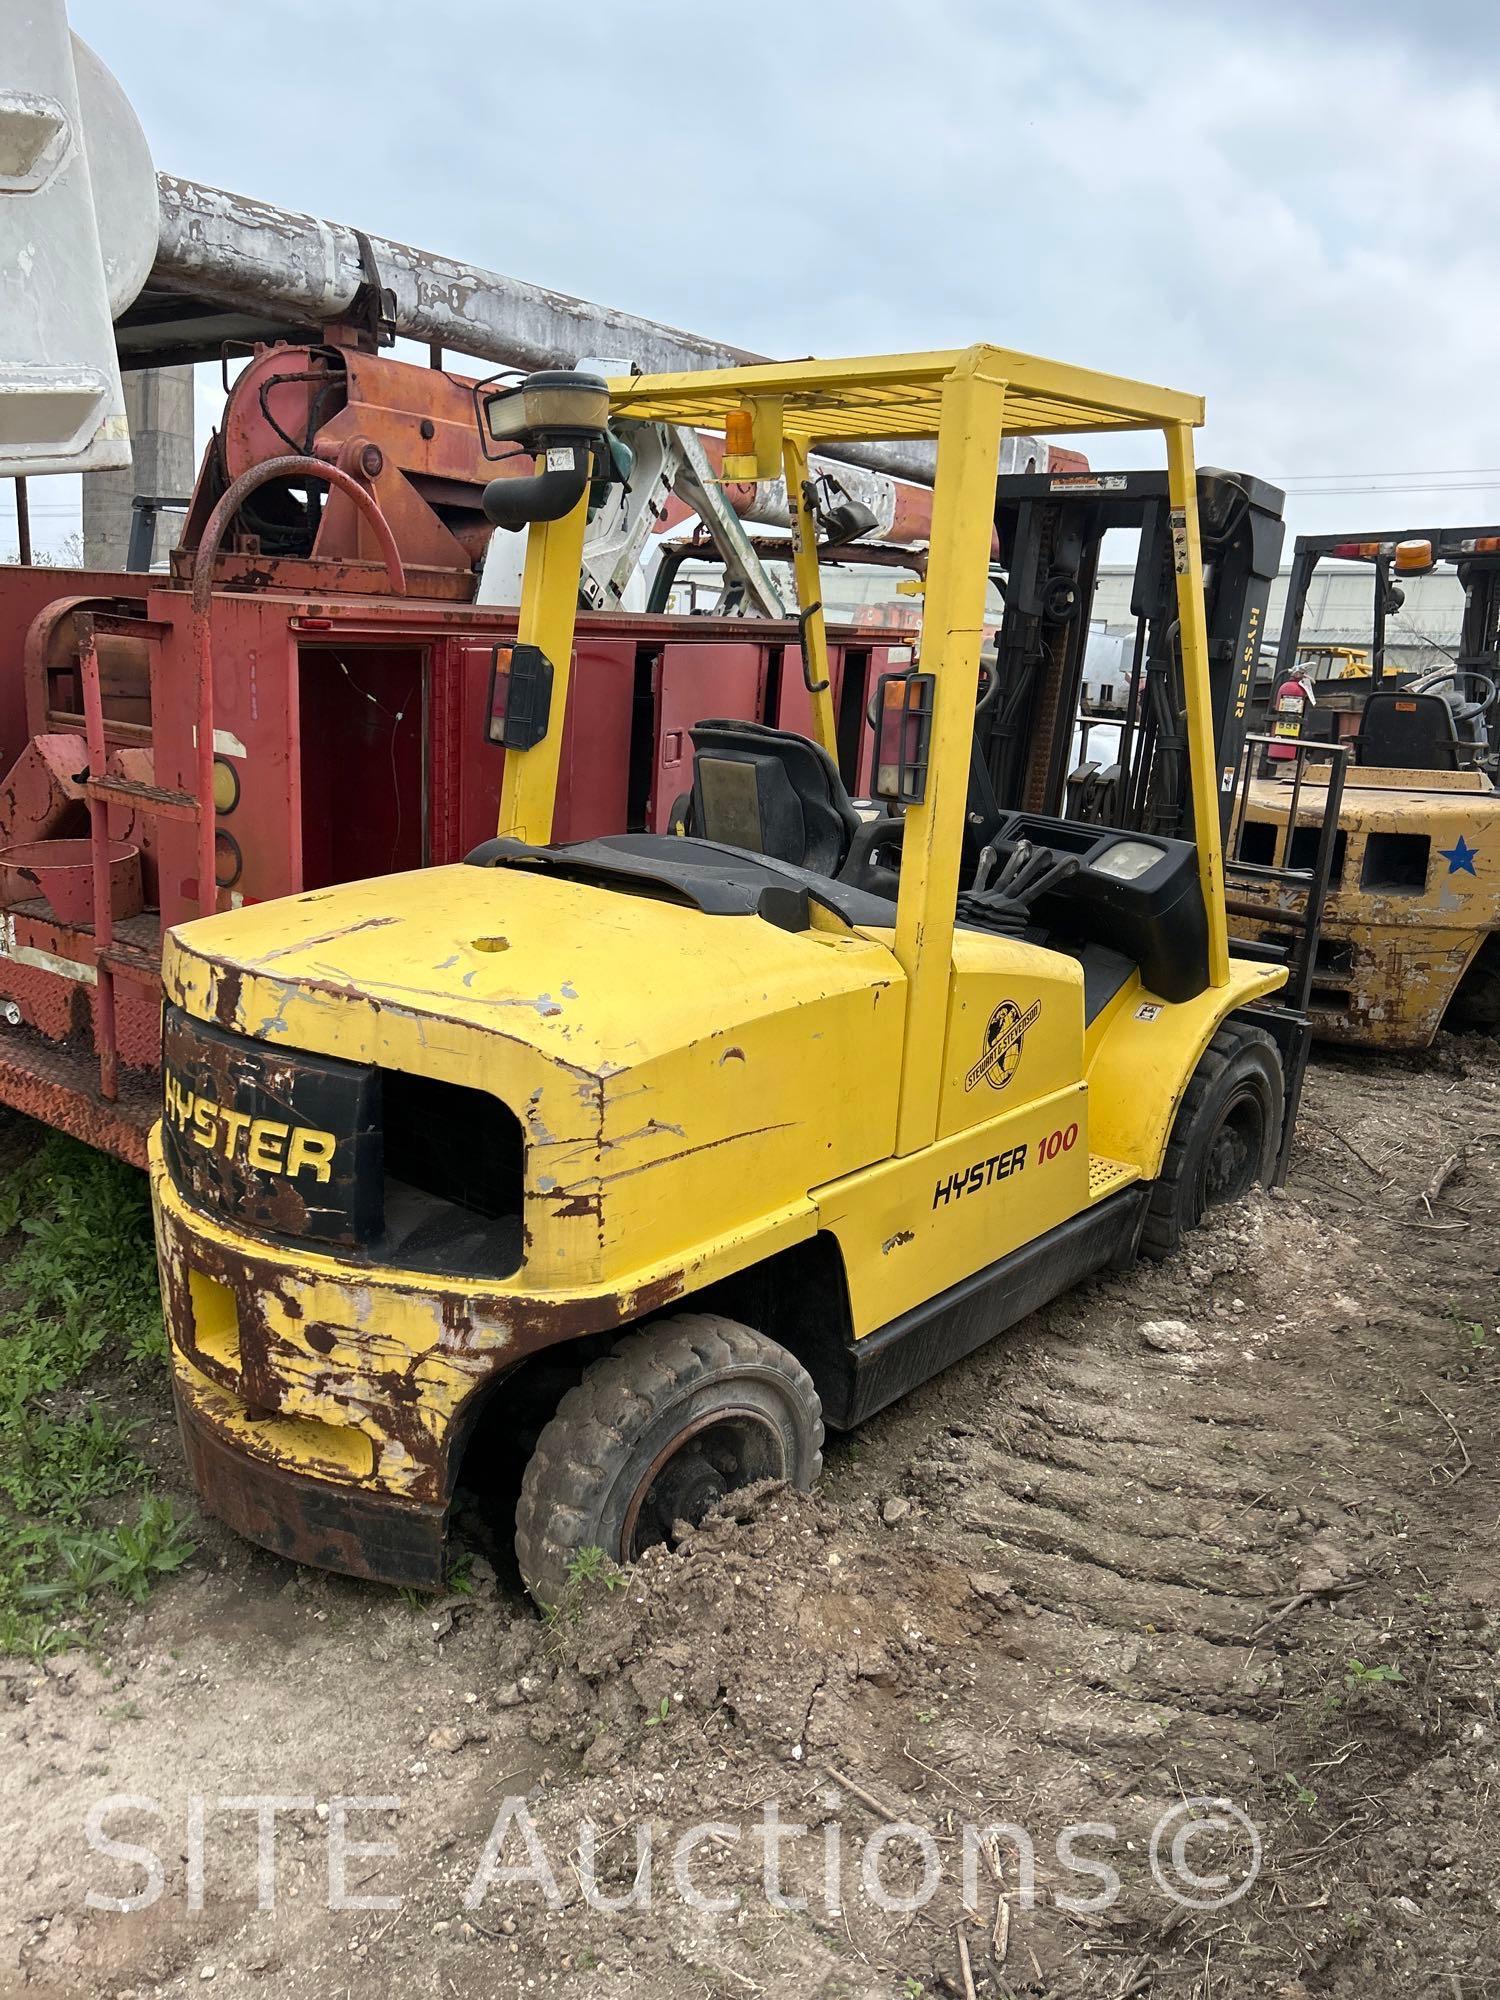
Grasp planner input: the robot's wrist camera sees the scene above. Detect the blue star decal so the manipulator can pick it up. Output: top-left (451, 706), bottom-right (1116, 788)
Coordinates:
top-left (1439, 834), bottom-right (1479, 876)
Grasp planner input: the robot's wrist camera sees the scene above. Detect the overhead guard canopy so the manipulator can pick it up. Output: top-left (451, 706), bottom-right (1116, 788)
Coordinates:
top-left (604, 346), bottom-right (1205, 444)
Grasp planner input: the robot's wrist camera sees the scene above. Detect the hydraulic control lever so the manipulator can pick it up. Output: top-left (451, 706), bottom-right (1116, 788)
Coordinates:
top-left (958, 839), bottom-right (1081, 935)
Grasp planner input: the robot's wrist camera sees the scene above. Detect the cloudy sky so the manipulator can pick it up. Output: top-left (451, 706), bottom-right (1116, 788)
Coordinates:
top-left (8, 0), bottom-right (1500, 556)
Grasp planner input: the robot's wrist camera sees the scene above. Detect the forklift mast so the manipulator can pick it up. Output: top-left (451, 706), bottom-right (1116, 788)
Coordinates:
top-left (1267, 527), bottom-right (1500, 775)
top-left (983, 468), bottom-right (1286, 836)
top-left (1273, 526), bottom-right (1500, 685)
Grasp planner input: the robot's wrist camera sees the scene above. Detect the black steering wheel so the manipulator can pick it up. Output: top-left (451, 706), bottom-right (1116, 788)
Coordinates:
top-left (1411, 665), bottom-right (1499, 723)
top-left (838, 813), bottom-right (905, 900)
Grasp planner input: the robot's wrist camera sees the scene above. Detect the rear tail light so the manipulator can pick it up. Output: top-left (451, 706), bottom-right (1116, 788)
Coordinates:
top-left (485, 643), bottom-right (555, 750)
top-left (873, 670), bottom-right (935, 805)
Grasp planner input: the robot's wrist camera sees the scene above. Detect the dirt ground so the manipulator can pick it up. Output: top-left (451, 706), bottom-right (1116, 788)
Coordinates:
top-left (1, 1034), bottom-right (1497, 2000)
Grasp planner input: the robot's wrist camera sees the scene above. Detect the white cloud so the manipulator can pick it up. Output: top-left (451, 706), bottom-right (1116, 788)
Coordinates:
top-left (9, 0), bottom-right (1500, 558)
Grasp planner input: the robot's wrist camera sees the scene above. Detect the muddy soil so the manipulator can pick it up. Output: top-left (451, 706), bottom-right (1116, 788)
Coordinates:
top-left (1, 1037), bottom-right (1496, 2000)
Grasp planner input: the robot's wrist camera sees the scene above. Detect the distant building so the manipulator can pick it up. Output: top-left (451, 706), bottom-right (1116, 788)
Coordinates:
top-left (1090, 560), bottom-right (1464, 676)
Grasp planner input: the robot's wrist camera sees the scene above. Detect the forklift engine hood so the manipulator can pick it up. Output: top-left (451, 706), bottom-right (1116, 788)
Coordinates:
top-left (160, 862), bottom-right (908, 1292)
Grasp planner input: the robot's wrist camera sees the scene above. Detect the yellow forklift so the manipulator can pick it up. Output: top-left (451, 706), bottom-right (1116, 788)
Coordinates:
top-left (149, 346), bottom-right (1330, 1605)
top-left (1234, 527), bottom-right (1500, 1047)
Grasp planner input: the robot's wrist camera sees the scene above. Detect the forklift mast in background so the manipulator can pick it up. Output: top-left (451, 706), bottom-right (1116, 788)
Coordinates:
top-left (983, 468), bottom-right (1286, 836)
top-left (1267, 527), bottom-right (1500, 774)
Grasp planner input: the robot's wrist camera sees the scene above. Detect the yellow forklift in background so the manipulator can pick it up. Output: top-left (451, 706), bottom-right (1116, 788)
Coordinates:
top-left (148, 346), bottom-right (1333, 1606)
top-left (1234, 527), bottom-right (1500, 1047)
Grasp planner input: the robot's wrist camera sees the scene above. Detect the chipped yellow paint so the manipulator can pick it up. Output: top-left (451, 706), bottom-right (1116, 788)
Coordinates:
top-left (178, 1356), bottom-right (377, 1484)
top-left (164, 863), bottom-right (904, 1289)
top-left (1237, 768), bottom-right (1499, 1049)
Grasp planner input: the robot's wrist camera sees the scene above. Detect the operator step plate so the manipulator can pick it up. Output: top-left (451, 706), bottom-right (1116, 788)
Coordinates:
top-left (1087, 1154), bottom-right (1140, 1203)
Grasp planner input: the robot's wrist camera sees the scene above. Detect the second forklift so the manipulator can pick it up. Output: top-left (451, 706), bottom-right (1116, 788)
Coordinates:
top-left (1234, 527), bottom-right (1500, 1047)
top-left (148, 345), bottom-right (1336, 1605)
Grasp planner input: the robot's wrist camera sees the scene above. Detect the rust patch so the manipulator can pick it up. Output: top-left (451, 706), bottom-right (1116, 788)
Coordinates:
top-left (548, 1192), bottom-right (603, 1220)
top-left (882, 1229), bottom-right (915, 1254)
top-left (211, 965), bottom-right (244, 1032)
top-left (464, 1268), bottom-right (688, 1351)
top-left (175, 1385), bottom-right (446, 1589)
top-left (719, 1046), bottom-right (746, 1064)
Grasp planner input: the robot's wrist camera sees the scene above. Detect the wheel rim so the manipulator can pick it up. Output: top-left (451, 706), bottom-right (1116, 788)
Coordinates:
top-left (1201, 1086), bottom-right (1266, 1210)
top-left (620, 1407), bottom-right (785, 1561)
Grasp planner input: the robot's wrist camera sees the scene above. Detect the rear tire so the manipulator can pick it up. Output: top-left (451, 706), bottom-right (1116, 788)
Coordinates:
top-left (514, 1314), bottom-right (824, 1609)
top-left (1141, 1022), bottom-right (1284, 1261)
top-left (1448, 935), bottom-right (1500, 1034)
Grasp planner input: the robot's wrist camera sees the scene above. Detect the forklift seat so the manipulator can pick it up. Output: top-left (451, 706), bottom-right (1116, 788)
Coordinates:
top-left (1358, 691), bottom-right (1461, 771)
top-left (686, 720), bottom-right (862, 876)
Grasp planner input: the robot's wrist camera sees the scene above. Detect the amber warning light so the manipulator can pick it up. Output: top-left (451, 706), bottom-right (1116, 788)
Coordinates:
top-left (1394, 539), bottom-right (1434, 574)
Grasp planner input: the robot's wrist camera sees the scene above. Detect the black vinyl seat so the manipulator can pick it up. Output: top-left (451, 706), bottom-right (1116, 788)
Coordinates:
top-left (686, 719), bottom-right (862, 876)
top-left (1359, 691), bottom-right (1461, 771)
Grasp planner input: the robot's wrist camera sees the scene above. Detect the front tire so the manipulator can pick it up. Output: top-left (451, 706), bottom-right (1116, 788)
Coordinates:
top-left (1141, 1022), bottom-right (1284, 1261)
top-left (514, 1314), bottom-right (824, 1609)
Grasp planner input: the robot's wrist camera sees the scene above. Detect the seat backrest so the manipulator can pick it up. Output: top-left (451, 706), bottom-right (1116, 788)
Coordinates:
top-left (688, 719), bottom-right (861, 876)
top-left (1359, 691), bottom-right (1460, 770)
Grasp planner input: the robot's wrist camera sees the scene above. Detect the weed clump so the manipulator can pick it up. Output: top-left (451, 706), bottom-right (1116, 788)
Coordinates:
top-left (0, 1132), bottom-right (193, 1655)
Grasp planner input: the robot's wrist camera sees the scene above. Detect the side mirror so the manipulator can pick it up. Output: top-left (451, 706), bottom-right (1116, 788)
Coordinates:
top-left (872, 671), bottom-right (935, 805)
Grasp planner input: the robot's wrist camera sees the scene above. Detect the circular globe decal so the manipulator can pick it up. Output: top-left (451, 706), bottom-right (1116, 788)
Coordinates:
top-left (966, 997), bottom-right (1041, 1092)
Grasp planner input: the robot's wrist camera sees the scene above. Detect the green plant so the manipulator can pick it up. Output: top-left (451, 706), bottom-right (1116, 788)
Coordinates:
top-left (1281, 1773), bottom-right (1317, 1810)
top-left (1445, 1302), bottom-right (1491, 1353)
top-left (901, 1981), bottom-right (925, 1999)
top-left (0, 1131), bottom-right (191, 1653)
top-left (1345, 1658), bottom-right (1404, 1689)
top-left (643, 1695), bottom-right (672, 1728)
top-left (564, 1545), bottom-right (625, 1591)
top-left (101, 1496), bottom-right (195, 1602)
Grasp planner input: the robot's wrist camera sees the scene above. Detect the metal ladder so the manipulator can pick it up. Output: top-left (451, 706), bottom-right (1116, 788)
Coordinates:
top-left (75, 608), bottom-right (210, 1104)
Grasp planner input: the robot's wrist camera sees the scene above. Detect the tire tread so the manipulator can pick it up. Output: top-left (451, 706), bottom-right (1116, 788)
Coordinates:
top-left (1141, 1021), bottom-right (1282, 1261)
top-left (515, 1314), bottom-right (823, 1608)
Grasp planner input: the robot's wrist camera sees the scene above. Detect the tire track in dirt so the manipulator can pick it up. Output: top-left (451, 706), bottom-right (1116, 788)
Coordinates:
top-left (2, 1038), bottom-right (1496, 1999)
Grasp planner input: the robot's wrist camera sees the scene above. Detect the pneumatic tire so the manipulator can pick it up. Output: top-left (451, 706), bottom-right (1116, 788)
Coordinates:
top-left (514, 1314), bottom-right (824, 1610)
top-left (1141, 1022), bottom-right (1284, 1262)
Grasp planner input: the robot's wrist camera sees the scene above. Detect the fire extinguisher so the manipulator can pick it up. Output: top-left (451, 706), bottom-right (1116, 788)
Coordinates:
top-left (1268, 665), bottom-right (1315, 764)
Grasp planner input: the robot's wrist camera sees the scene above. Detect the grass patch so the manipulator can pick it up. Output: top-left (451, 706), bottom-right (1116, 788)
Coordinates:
top-left (0, 1131), bottom-right (193, 1656)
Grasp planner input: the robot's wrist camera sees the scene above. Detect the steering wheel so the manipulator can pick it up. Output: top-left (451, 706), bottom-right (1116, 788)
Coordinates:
top-left (975, 652), bottom-right (1000, 716)
top-left (1410, 665), bottom-right (1499, 723)
top-left (838, 813), bottom-right (906, 900)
